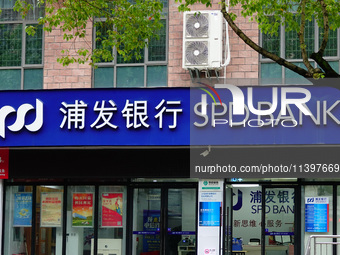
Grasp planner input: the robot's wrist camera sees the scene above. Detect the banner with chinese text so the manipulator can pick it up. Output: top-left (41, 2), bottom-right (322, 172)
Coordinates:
top-left (0, 148), bottom-right (8, 179)
top-left (13, 193), bottom-right (32, 226)
top-left (305, 197), bottom-right (329, 232)
top-left (41, 192), bottom-right (63, 227)
top-left (72, 193), bottom-right (93, 227)
top-left (101, 193), bottom-right (123, 227)
top-left (143, 210), bottom-right (160, 252)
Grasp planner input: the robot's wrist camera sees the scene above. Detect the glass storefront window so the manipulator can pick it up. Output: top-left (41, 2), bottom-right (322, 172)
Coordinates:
top-left (66, 186), bottom-right (95, 255)
top-left (302, 185), bottom-right (333, 255)
top-left (166, 189), bottom-right (196, 255)
top-left (232, 185), bottom-right (262, 245)
top-left (98, 186), bottom-right (127, 255)
top-left (132, 188), bottom-right (161, 255)
top-left (36, 185), bottom-right (64, 255)
top-left (264, 187), bottom-right (295, 255)
top-left (4, 185), bottom-right (33, 255)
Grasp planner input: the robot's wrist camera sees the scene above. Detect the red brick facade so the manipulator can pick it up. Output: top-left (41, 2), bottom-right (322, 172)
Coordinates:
top-left (43, 1), bottom-right (259, 88)
top-left (43, 22), bottom-right (93, 89)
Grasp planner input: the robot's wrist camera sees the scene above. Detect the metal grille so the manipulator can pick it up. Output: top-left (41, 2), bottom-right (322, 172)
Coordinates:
top-left (320, 28), bottom-right (338, 57)
top-left (262, 31), bottom-right (280, 58)
top-left (149, 19), bottom-right (166, 61)
top-left (285, 18), bottom-right (314, 59)
top-left (305, 235), bottom-right (340, 255)
top-left (26, 24), bottom-right (43, 64)
top-left (0, 23), bottom-right (22, 66)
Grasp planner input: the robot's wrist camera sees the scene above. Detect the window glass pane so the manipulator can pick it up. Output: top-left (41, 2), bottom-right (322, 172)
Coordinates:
top-left (262, 31), bottom-right (280, 58)
top-left (36, 186), bottom-right (64, 255)
top-left (0, 0), bottom-right (21, 21)
top-left (0, 69), bottom-right (21, 90)
top-left (133, 188), bottom-right (161, 255)
top-left (260, 63), bottom-right (282, 85)
top-left (26, 24), bottom-right (43, 65)
top-left (0, 23), bottom-right (22, 66)
top-left (66, 186), bottom-right (95, 255)
top-left (319, 28), bottom-right (338, 57)
top-left (24, 69), bottom-right (43, 89)
top-left (286, 19), bottom-right (314, 59)
top-left (95, 22), bottom-right (113, 63)
top-left (117, 49), bottom-right (144, 64)
top-left (24, 0), bottom-right (45, 20)
top-left (147, 66), bottom-right (167, 87)
top-left (285, 62), bottom-right (313, 85)
top-left (264, 188), bottom-right (294, 255)
top-left (0, 0), bottom-right (14, 9)
top-left (160, 0), bottom-right (168, 8)
top-left (94, 67), bottom-right (114, 88)
top-left (149, 19), bottom-right (166, 62)
top-left (4, 186), bottom-right (33, 255)
top-left (232, 186), bottom-right (261, 247)
top-left (166, 189), bottom-right (196, 255)
top-left (116, 66), bottom-right (144, 87)
top-left (98, 186), bottom-right (127, 255)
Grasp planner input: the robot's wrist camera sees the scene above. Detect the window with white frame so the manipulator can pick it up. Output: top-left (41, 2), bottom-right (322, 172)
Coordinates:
top-left (260, 19), bottom-right (339, 85)
top-left (93, 1), bottom-right (168, 88)
top-left (0, 0), bottom-right (44, 90)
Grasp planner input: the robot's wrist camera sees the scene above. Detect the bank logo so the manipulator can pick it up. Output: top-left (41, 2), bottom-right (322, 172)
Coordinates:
top-left (0, 99), bottom-right (43, 138)
top-left (195, 84), bottom-right (313, 128)
top-left (306, 198), bottom-right (315, 203)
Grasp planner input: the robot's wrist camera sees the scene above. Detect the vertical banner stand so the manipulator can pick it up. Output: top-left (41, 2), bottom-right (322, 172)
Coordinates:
top-left (197, 179), bottom-right (224, 255)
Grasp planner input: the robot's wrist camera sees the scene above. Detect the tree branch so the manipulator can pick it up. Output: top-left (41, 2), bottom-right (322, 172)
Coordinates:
top-left (220, 0), bottom-right (312, 78)
top-left (317, 0), bottom-right (329, 56)
top-left (298, 0), bottom-right (315, 73)
top-left (310, 52), bottom-right (340, 77)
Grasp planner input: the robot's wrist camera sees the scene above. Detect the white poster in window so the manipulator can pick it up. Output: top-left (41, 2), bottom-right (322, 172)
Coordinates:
top-left (41, 192), bottom-right (63, 227)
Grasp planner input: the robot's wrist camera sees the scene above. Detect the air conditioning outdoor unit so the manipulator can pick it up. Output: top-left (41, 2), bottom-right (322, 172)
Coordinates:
top-left (182, 10), bottom-right (223, 70)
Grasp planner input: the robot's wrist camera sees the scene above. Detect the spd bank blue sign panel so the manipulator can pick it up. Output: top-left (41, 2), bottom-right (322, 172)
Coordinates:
top-left (3, 86), bottom-right (340, 146)
top-left (190, 85), bottom-right (340, 145)
top-left (0, 88), bottom-right (190, 146)
top-left (305, 197), bottom-right (329, 232)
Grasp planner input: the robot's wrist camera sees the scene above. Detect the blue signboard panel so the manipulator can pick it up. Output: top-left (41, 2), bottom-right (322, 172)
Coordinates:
top-left (190, 86), bottom-right (340, 145)
top-left (305, 197), bottom-right (329, 232)
top-left (0, 88), bottom-right (190, 146)
top-left (2, 86), bottom-right (340, 146)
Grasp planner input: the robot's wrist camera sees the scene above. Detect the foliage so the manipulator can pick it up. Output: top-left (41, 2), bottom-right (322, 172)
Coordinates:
top-left (11, 0), bottom-right (164, 66)
top-left (176, 0), bottom-right (340, 81)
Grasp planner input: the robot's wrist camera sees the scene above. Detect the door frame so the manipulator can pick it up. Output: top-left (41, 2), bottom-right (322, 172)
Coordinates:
top-left (261, 184), bottom-right (301, 255)
top-left (128, 182), bottom-right (198, 255)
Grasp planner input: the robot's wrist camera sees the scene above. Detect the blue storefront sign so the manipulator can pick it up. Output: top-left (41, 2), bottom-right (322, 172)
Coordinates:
top-left (13, 193), bottom-right (32, 227)
top-left (1, 86), bottom-right (340, 146)
top-left (190, 85), bottom-right (340, 145)
top-left (305, 197), bottom-right (329, 232)
top-left (0, 88), bottom-right (189, 146)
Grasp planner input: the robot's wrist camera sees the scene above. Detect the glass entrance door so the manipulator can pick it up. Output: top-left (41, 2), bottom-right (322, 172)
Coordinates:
top-left (132, 187), bottom-right (197, 255)
top-left (263, 187), bottom-right (296, 255)
top-left (224, 185), bottom-right (233, 255)
top-left (132, 188), bottom-right (161, 255)
top-left (166, 189), bottom-right (196, 255)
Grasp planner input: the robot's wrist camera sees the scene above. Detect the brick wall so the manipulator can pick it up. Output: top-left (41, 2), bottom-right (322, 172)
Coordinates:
top-left (168, 0), bottom-right (259, 87)
top-left (43, 21), bottom-right (93, 89)
top-left (43, 1), bottom-right (259, 89)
